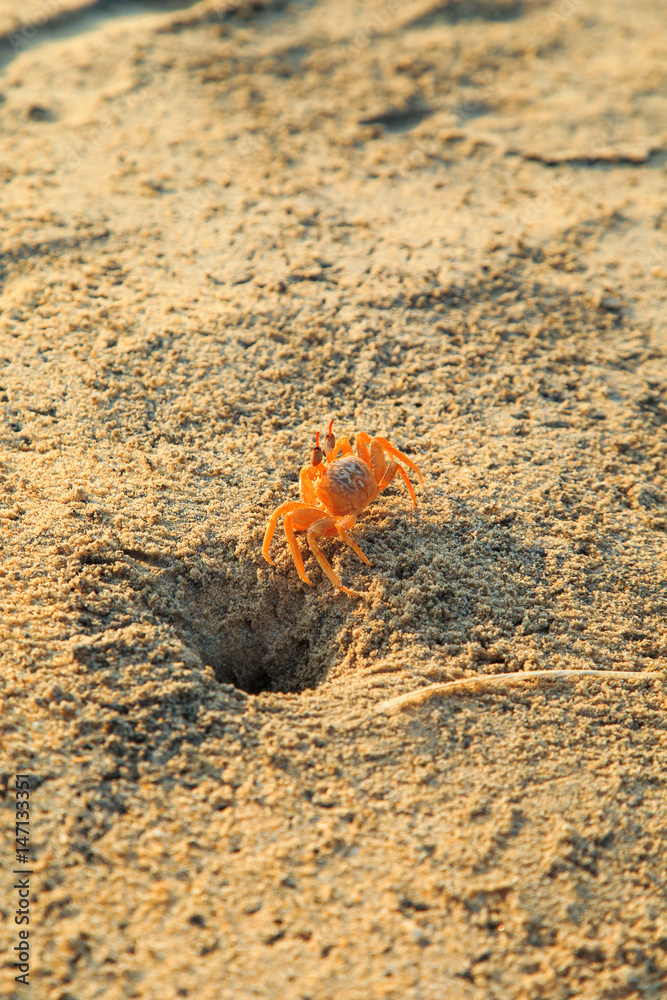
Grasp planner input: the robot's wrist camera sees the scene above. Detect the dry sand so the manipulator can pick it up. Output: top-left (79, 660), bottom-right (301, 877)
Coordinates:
top-left (1, 0), bottom-right (667, 997)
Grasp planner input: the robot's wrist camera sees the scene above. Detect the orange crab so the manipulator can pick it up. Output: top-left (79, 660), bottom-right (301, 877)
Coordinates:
top-left (262, 421), bottom-right (424, 596)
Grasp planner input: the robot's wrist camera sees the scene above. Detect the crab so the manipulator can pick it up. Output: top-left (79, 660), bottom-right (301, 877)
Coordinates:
top-left (262, 421), bottom-right (424, 596)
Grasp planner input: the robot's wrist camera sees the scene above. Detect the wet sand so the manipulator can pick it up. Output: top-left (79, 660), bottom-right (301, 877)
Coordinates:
top-left (1, 0), bottom-right (667, 996)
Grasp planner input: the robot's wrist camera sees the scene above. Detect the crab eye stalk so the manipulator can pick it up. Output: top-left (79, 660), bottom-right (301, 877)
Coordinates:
top-left (324, 419), bottom-right (335, 458)
top-left (311, 431), bottom-right (323, 467)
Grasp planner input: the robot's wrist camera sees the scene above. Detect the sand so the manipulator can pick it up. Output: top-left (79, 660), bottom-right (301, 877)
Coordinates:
top-left (1, 0), bottom-right (667, 996)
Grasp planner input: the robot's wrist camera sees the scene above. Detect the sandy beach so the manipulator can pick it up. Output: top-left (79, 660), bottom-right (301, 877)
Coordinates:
top-left (1, 0), bottom-right (667, 996)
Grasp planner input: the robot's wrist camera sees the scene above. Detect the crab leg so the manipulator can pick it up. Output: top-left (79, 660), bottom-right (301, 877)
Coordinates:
top-left (373, 459), bottom-right (417, 509)
top-left (372, 436), bottom-right (424, 486)
top-left (377, 461), bottom-right (398, 491)
top-left (262, 501), bottom-right (311, 564)
top-left (335, 514), bottom-right (372, 566)
top-left (327, 437), bottom-right (353, 461)
top-left (357, 431), bottom-right (386, 482)
top-left (343, 438), bottom-right (354, 456)
top-left (278, 507), bottom-right (356, 596)
top-left (306, 517), bottom-right (356, 596)
top-left (395, 466), bottom-right (418, 509)
top-left (283, 511), bottom-right (315, 586)
top-left (357, 434), bottom-right (423, 508)
top-left (355, 431), bottom-right (372, 468)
